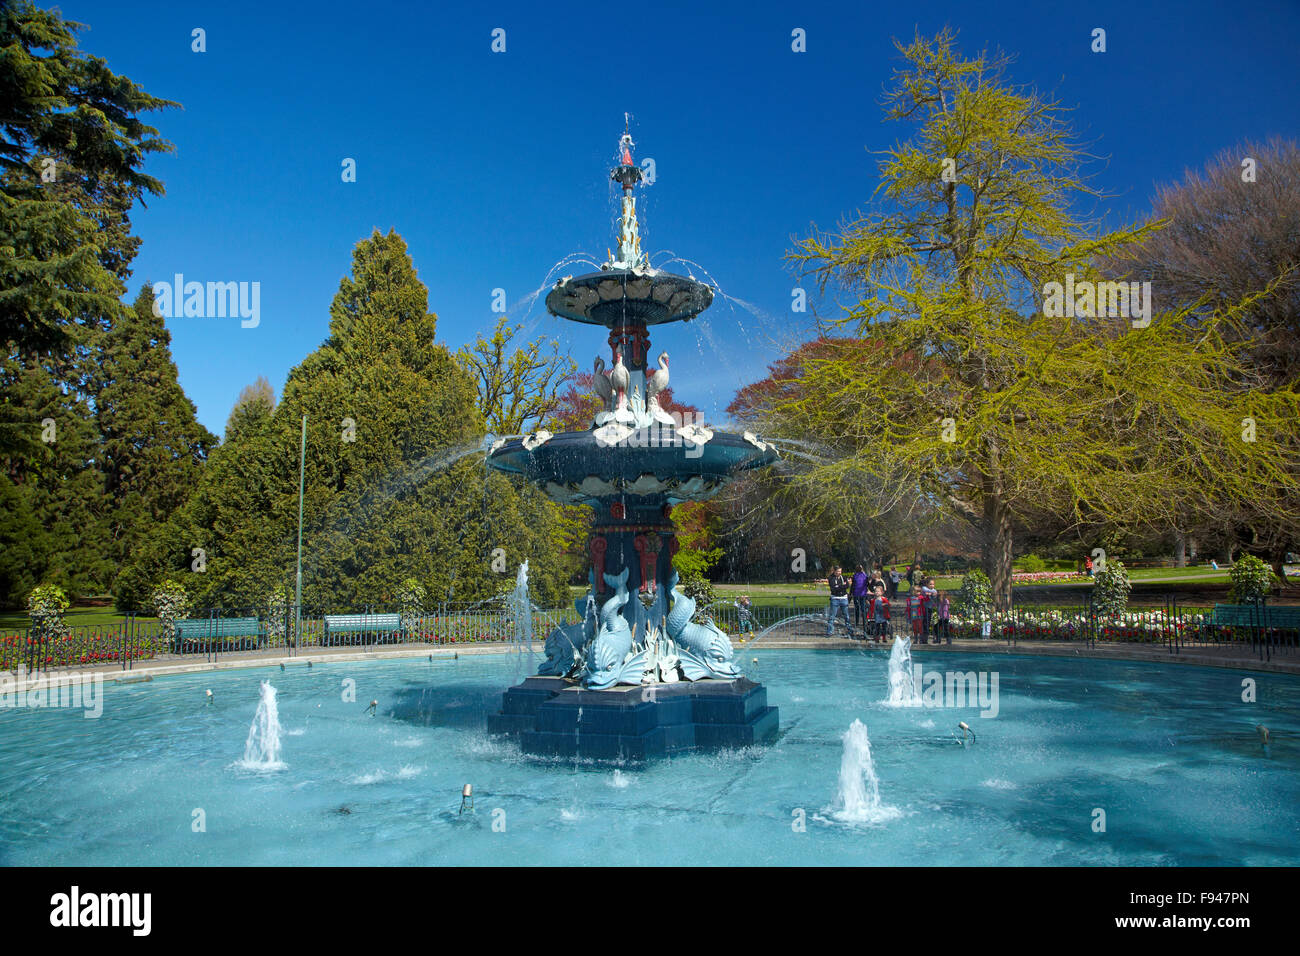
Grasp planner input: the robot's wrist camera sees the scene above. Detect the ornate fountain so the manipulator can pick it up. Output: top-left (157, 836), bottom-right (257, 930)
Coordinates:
top-left (485, 129), bottom-right (780, 759)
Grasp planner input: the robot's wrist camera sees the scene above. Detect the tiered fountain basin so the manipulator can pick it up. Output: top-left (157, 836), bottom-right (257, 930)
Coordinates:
top-left (487, 426), bottom-right (778, 506)
top-left (546, 268), bottom-right (714, 326)
top-left (486, 675), bottom-right (778, 760)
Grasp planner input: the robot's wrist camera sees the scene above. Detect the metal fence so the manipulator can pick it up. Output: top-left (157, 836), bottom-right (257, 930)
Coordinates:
top-left (2, 603), bottom-right (581, 676)
top-left (3, 596), bottom-right (1296, 677)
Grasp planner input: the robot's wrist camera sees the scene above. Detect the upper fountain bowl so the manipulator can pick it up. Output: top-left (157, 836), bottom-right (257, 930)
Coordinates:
top-left (546, 268), bottom-right (714, 327)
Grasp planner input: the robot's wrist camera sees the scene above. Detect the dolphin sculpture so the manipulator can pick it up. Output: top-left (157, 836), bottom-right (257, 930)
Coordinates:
top-left (665, 570), bottom-right (741, 680)
top-left (585, 568), bottom-right (637, 689)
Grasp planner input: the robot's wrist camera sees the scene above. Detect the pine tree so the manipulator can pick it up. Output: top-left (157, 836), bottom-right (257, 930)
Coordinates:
top-left (95, 286), bottom-right (215, 609)
top-left (0, 0), bottom-right (175, 356)
top-left (0, 352), bottom-right (109, 605)
top-left (171, 230), bottom-right (576, 611)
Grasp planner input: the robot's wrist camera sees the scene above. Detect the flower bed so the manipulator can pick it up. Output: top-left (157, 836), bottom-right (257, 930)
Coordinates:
top-left (949, 608), bottom-right (1212, 643)
top-left (1009, 571), bottom-right (1089, 584)
top-left (1, 628), bottom-right (169, 670)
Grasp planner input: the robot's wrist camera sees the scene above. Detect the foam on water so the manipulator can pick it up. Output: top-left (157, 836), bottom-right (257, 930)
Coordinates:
top-left (608, 769), bottom-right (632, 789)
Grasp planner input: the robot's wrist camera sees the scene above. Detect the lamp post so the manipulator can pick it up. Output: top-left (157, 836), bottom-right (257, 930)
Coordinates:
top-left (295, 414), bottom-right (306, 650)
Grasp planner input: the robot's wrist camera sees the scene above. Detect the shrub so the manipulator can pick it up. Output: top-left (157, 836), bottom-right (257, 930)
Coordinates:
top-left (1092, 561), bottom-right (1132, 617)
top-left (28, 584), bottom-right (71, 643)
top-left (150, 580), bottom-right (191, 643)
top-left (396, 577), bottom-right (428, 632)
top-left (265, 586), bottom-right (294, 643)
top-left (1017, 554), bottom-right (1047, 573)
top-left (676, 569), bottom-right (717, 622)
top-left (112, 564), bottom-right (153, 615)
top-left (956, 570), bottom-right (992, 618)
top-left (1229, 555), bottom-right (1277, 604)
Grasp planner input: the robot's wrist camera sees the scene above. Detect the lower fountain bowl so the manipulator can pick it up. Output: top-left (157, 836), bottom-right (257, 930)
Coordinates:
top-left (486, 676), bottom-right (780, 761)
top-left (486, 426), bottom-right (779, 505)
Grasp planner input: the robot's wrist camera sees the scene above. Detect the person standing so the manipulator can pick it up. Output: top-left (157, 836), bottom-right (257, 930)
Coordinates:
top-left (735, 595), bottom-right (755, 636)
top-left (1085, 554), bottom-right (1094, 577)
top-left (936, 592), bottom-right (952, 644)
top-left (888, 566), bottom-right (901, 600)
top-left (905, 585), bottom-right (925, 642)
top-left (851, 565), bottom-right (870, 631)
top-left (920, 576), bottom-right (939, 642)
top-left (869, 566), bottom-right (884, 595)
top-left (826, 566), bottom-right (851, 637)
top-left (871, 585), bottom-right (890, 643)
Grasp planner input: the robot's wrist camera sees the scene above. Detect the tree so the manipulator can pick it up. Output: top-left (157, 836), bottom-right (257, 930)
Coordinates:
top-left (225, 376), bottom-right (275, 442)
top-left (0, 349), bottom-right (110, 604)
top-left (456, 314), bottom-right (575, 435)
top-left (0, 0), bottom-right (175, 356)
top-left (725, 336), bottom-right (943, 575)
top-left (1102, 139), bottom-right (1300, 578)
top-left (95, 285), bottom-right (215, 606)
top-left (754, 29), bottom-right (1299, 609)
top-left (151, 230), bottom-right (578, 611)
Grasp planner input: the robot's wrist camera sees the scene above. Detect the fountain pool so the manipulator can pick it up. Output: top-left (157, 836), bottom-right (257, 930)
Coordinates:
top-left (1, 650), bottom-right (1297, 866)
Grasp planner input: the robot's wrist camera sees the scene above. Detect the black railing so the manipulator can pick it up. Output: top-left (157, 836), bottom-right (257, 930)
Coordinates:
top-left (1, 602), bottom-right (582, 676)
top-left (3, 596), bottom-right (1295, 677)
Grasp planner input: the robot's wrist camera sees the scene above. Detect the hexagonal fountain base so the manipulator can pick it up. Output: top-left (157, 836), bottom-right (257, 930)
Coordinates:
top-left (487, 676), bottom-right (779, 761)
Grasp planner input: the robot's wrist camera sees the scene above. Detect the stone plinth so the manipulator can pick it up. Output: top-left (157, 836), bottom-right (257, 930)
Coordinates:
top-left (486, 676), bottom-right (779, 760)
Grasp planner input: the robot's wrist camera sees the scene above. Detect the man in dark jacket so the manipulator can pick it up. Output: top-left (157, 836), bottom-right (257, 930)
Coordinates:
top-left (826, 566), bottom-right (851, 637)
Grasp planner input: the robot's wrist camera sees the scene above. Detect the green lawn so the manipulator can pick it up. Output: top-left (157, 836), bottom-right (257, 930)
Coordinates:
top-left (0, 604), bottom-right (148, 632)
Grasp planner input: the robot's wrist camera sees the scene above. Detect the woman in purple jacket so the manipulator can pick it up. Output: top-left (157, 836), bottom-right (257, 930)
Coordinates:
top-left (850, 565), bottom-right (870, 631)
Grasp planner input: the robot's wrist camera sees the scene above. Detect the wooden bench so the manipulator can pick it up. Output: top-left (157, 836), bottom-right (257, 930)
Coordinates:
top-left (172, 617), bottom-right (263, 652)
top-left (1211, 605), bottom-right (1300, 630)
top-left (323, 613), bottom-right (402, 645)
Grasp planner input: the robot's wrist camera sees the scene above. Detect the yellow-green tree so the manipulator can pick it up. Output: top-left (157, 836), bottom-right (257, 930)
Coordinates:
top-left (456, 315), bottom-right (575, 436)
top-left (758, 29), bottom-right (1299, 609)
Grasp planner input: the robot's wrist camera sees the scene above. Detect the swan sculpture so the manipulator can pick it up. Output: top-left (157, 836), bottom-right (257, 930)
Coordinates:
top-left (593, 356), bottom-right (614, 412)
top-left (608, 348), bottom-right (631, 417)
top-left (645, 351), bottom-right (673, 424)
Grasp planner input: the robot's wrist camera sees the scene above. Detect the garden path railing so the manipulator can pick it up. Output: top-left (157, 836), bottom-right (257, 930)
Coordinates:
top-left (3, 596), bottom-right (1295, 677)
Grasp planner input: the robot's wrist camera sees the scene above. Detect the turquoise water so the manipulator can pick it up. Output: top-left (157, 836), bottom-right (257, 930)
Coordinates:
top-left (2, 650), bottom-right (1297, 866)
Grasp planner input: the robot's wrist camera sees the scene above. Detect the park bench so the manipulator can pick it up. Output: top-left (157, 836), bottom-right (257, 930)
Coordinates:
top-left (322, 613), bottom-right (402, 646)
top-left (1211, 604), bottom-right (1300, 631)
top-left (172, 617), bottom-right (263, 653)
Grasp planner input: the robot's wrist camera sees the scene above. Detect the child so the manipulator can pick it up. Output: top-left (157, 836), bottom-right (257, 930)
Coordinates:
top-left (906, 585), bottom-right (925, 642)
top-left (936, 592), bottom-right (951, 644)
top-left (735, 595), bottom-right (755, 635)
top-left (920, 577), bottom-right (939, 642)
top-left (870, 586), bottom-right (890, 643)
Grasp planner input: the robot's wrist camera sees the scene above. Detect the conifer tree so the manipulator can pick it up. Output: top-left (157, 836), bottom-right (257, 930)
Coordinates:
top-left (94, 286), bottom-right (215, 607)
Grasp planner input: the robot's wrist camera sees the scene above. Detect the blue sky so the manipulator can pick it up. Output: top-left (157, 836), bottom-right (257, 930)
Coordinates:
top-left (58, 0), bottom-right (1300, 436)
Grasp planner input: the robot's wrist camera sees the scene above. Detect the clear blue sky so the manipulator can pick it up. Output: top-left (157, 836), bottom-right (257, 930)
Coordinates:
top-left (59, 0), bottom-right (1300, 437)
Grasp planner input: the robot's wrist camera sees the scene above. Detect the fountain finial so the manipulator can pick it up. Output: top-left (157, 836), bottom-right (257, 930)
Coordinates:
top-left (609, 127), bottom-right (646, 270)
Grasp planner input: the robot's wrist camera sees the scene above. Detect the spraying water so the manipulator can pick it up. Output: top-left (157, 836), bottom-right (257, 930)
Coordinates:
top-left (239, 681), bottom-right (285, 770)
top-left (825, 719), bottom-right (900, 824)
top-left (510, 561), bottom-right (535, 679)
top-left (885, 635), bottom-right (922, 707)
